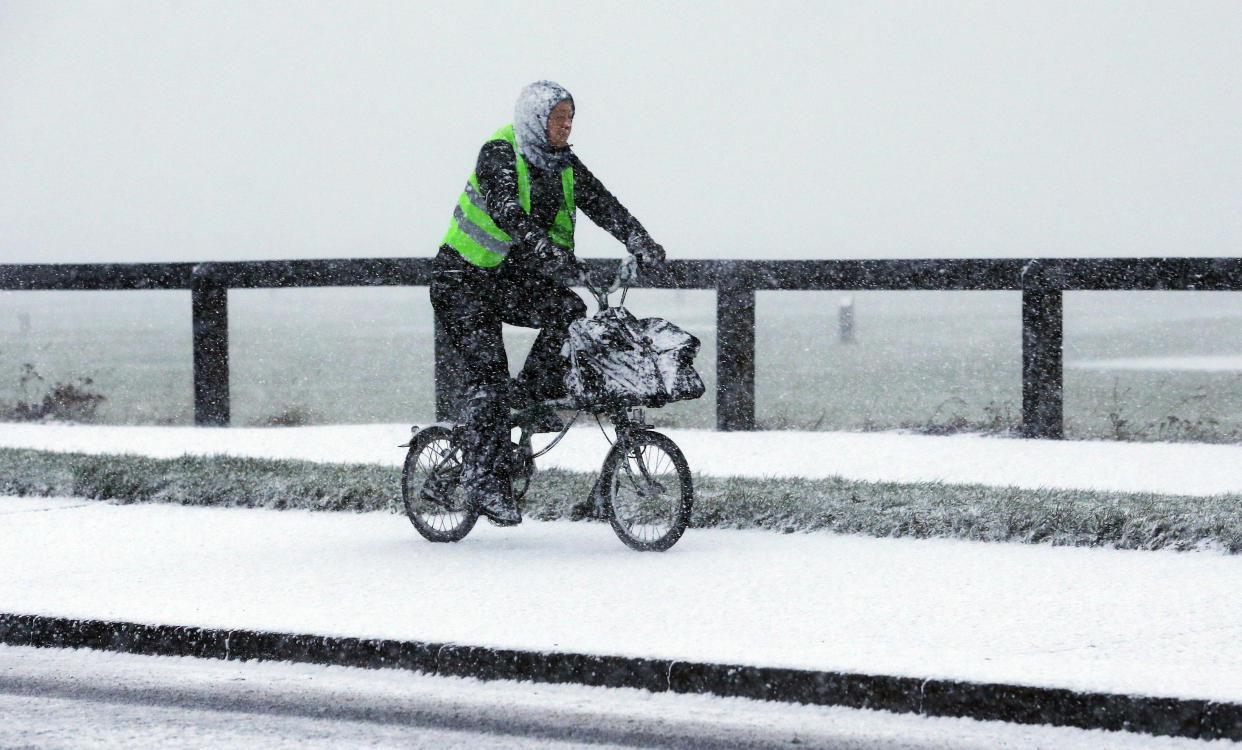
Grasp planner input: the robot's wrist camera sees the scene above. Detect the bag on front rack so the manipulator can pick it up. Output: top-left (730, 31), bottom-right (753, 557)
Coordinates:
top-left (562, 307), bottom-right (705, 408)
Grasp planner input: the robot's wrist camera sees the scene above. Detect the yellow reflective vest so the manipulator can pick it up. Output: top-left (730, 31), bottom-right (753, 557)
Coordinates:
top-left (442, 124), bottom-right (576, 267)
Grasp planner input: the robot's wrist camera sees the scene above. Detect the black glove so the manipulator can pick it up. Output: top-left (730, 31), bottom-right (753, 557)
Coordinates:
top-left (625, 232), bottom-right (665, 270)
top-left (525, 233), bottom-right (569, 276)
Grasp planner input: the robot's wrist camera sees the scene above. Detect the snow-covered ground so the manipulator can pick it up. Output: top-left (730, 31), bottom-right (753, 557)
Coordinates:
top-left (7, 499), bottom-right (1242, 705)
top-left (3, 423), bottom-right (1242, 711)
top-left (3, 494), bottom-right (1242, 706)
top-left (3, 421), bottom-right (1242, 497)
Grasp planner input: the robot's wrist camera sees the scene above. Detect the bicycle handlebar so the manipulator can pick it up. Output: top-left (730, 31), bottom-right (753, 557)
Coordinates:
top-left (583, 254), bottom-right (641, 309)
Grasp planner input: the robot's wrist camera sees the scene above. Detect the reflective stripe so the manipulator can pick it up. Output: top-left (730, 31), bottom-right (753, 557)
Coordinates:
top-left (451, 205), bottom-right (509, 256)
top-left (444, 216), bottom-right (504, 267)
top-left (445, 230), bottom-right (503, 267)
top-left (463, 180), bottom-right (489, 214)
top-left (457, 190), bottom-right (509, 242)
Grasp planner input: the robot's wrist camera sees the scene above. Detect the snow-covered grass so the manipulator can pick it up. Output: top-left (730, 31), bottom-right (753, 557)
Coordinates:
top-left (5, 420), bottom-right (1242, 552)
top-left (8, 421), bottom-right (1242, 497)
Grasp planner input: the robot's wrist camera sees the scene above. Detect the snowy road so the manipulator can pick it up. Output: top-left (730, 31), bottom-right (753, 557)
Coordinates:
top-left (3, 495), bottom-right (1242, 706)
top-left (0, 645), bottom-right (1223, 749)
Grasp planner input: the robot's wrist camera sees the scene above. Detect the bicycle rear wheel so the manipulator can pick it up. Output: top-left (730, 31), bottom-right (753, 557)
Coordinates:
top-left (402, 425), bottom-right (477, 542)
top-left (601, 430), bottom-right (693, 551)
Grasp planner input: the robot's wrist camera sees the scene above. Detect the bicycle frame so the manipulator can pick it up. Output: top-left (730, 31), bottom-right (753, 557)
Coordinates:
top-left (401, 272), bottom-right (695, 549)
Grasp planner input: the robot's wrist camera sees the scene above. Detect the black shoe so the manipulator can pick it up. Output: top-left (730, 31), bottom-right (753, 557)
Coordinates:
top-left (471, 491), bottom-right (522, 526)
top-left (569, 497), bottom-right (607, 521)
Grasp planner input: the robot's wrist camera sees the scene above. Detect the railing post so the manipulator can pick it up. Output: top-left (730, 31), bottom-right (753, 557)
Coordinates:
top-left (1021, 260), bottom-right (1064, 439)
top-left (838, 295), bottom-right (856, 344)
top-left (433, 307), bottom-right (462, 422)
top-left (191, 263), bottom-right (230, 426)
top-left (717, 273), bottom-right (756, 431)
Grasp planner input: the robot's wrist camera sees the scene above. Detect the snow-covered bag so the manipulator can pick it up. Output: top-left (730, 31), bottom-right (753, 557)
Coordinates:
top-left (562, 307), bottom-right (705, 408)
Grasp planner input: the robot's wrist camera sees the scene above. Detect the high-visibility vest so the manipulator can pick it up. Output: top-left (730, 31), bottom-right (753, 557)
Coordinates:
top-left (442, 124), bottom-right (576, 267)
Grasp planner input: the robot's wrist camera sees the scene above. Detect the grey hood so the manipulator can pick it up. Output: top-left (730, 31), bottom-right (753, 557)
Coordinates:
top-left (514, 80), bottom-right (574, 172)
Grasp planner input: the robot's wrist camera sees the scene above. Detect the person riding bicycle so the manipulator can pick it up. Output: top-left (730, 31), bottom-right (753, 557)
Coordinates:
top-left (430, 80), bottom-right (666, 526)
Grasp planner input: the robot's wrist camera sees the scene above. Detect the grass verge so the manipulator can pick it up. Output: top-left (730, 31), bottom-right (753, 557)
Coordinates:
top-left (3, 447), bottom-right (1241, 553)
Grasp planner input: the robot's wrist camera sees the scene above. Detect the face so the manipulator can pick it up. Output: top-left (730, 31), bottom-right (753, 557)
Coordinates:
top-left (547, 99), bottom-right (573, 147)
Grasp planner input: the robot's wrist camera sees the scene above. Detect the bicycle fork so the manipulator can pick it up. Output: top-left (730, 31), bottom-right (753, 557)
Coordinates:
top-left (588, 410), bottom-right (665, 510)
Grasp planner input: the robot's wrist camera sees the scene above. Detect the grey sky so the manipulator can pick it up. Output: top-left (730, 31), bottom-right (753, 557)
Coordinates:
top-left (2, 1), bottom-right (1240, 263)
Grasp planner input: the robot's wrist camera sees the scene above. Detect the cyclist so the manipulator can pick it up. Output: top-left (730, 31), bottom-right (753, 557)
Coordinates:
top-left (430, 80), bottom-right (666, 526)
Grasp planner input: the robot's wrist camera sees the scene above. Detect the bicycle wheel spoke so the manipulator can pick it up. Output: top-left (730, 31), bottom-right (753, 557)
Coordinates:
top-left (403, 427), bottom-right (476, 542)
top-left (607, 432), bottom-right (691, 550)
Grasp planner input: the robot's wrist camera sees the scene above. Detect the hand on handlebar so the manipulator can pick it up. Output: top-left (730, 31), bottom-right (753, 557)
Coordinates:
top-left (527, 233), bottom-right (588, 286)
top-left (611, 254), bottom-right (639, 293)
top-left (528, 234), bottom-right (566, 274)
top-left (625, 231), bottom-right (666, 270)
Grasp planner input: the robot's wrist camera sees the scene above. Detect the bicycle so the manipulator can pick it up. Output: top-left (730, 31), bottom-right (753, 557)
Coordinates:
top-left (400, 258), bottom-right (695, 552)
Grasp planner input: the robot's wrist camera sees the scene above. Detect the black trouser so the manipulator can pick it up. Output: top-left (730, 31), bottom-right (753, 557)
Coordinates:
top-left (429, 245), bottom-right (586, 504)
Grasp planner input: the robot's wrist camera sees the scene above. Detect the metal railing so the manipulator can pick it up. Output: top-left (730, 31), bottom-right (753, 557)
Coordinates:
top-left (5, 256), bottom-right (1242, 438)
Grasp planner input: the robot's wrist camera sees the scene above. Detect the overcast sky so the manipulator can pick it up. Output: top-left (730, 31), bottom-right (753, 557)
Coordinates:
top-left (2, 1), bottom-right (1240, 264)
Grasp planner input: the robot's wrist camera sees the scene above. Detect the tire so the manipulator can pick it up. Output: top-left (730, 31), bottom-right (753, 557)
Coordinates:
top-left (601, 430), bottom-right (693, 551)
top-left (402, 425), bottom-right (478, 543)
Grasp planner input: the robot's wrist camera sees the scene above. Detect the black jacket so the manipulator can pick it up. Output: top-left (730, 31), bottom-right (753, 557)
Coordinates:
top-left (473, 139), bottom-right (648, 273)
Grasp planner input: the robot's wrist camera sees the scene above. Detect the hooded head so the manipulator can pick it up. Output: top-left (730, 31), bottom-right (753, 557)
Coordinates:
top-left (514, 80), bottom-right (574, 171)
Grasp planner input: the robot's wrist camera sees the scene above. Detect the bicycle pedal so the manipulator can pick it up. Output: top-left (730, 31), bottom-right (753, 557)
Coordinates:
top-left (569, 500), bottom-right (609, 522)
top-left (419, 485), bottom-right (453, 511)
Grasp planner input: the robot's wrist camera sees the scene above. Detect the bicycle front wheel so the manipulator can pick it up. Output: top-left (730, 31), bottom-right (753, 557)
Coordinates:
top-left (601, 430), bottom-right (693, 551)
top-left (402, 425), bottom-right (477, 542)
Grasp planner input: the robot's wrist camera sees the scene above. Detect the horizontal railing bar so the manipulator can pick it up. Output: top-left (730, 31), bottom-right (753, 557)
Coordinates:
top-left (1046, 258), bottom-right (1242, 291)
top-left (8, 257), bottom-right (1242, 293)
top-left (217, 258), bottom-right (436, 288)
top-left (5, 254), bottom-right (1241, 438)
top-left (0, 263), bottom-right (195, 291)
